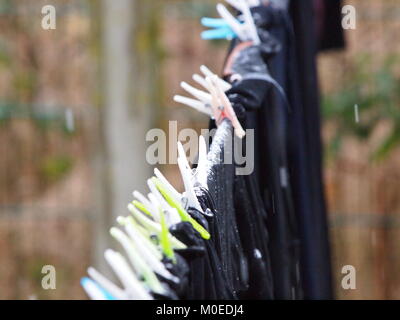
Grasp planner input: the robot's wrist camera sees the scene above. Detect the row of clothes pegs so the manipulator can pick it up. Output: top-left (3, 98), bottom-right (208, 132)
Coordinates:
top-left (81, 0), bottom-right (285, 300)
top-left (82, 136), bottom-right (212, 299)
top-left (81, 70), bottom-right (248, 299)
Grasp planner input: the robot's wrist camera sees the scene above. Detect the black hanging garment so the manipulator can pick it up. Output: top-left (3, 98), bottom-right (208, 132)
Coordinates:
top-left (211, 0), bottom-right (344, 300)
top-left (205, 120), bottom-right (248, 299)
top-left (214, 5), bottom-right (302, 299)
top-left (285, 0), bottom-right (343, 299)
top-left (206, 117), bottom-right (276, 299)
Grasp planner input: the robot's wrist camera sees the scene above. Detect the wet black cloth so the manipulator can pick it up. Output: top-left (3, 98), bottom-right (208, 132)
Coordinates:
top-left (215, 5), bottom-right (302, 300)
top-left (160, 254), bottom-right (189, 299)
top-left (205, 122), bottom-right (248, 298)
top-left (287, 0), bottom-right (334, 299)
top-left (214, 1), bottom-right (337, 299)
top-left (207, 121), bottom-right (275, 299)
top-left (170, 219), bottom-right (234, 300)
top-left (234, 172), bottom-right (274, 299)
top-left (314, 0), bottom-right (345, 51)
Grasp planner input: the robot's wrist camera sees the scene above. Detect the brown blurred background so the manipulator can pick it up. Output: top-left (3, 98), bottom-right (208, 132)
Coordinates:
top-left (0, 0), bottom-right (399, 299)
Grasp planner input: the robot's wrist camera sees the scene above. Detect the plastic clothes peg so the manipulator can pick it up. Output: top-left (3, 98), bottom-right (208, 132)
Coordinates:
top-left (206, 75), bottom-right (246, 139)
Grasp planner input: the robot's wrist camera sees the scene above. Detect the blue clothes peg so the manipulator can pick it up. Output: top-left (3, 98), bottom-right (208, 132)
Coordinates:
top-left (81, 277), bottom-right (117, 300)
top-left (200, 17), bottom-right (238, 40)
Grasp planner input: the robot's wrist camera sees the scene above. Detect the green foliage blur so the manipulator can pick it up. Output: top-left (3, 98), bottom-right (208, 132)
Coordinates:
top-left (41, 155), bottom-right (73, 183)
top-left (322, 54), bottom-right (400, 161)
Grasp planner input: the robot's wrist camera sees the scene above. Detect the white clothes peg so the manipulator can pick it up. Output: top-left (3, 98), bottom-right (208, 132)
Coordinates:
top-left (217, 0), bottom-right (260, 44)
top-left (192, 73), bottom-right (210, 91)
top-left (110, 227), bottom-right (166, 295)
top-left (146, 186), bottom-right (164, 222)
top-left (126, 225), bottom-right (179, 284)
top-left (149, 142), bottom-right (207, 214)
top-left (87, 267), bottom-right (127, 300)
top-left (104, 249), bottom-right (152, 300)
top-left (114, 219), bottom-right (179, 283)
top-left (246, 0), bottom-right (261, 7)
top-left (117, 216), bottom-right (162, 260)
top-left (174, 81), bottom-right (212, 117)
top-left (154, 168), bottom-right (181, 203)
top-left (174, 65), bottom-right (231, 116)
top-left (177, 142), bottom-right (203, 211)
top-left (181, 81), bottom-right (212, 103)
top-left (192, 135), bottom-right (208, 190)
top-left (173, 95), bottom-right (212, 116)
top-left (206, 74), bottom-right (246, 138)
top-left (200, 65), bottom-right (232, 91)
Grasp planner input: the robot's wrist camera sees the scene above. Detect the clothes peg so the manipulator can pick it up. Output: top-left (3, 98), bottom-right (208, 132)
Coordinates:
top-left (206, 75), bottom-right (246, 139)
top-left (155, 145), bottom-right (207, 200)
top-left (181, 81), bottom-right (212, 104)
top-left (174, 72), bottom-right (244, 138)
top-left (104, 249), bottom-right (153, 300)
top-left (127, 203), bottom-right (187, 249)
top-left (201, 17), bottom-right (238, 40)
top-left (87, 267), bottom-right (126, 300)
top-left (147, 179), bottom-right (181, 226)
top-left (174, 65), bottom-right (231, 116)
top-left (154, 168), bottom-right (181, 203)
top-left (246, 0), bottom-right (261, 6)
top-left (116, 216), bottom-right (179, 282)
top-left (193, 135), bottom-right (208, 190)
top-left (133, 190), bottom-right (169, 224)
top-left (173, 95), bottom-right (212, 116)
top-left (81, 277), bottom-right (114, 300)
top-left (132, 191), bottom-right (154, 216)
top-left (148, 181), bottom-right (181, 226)
top-left (147, 182), bottom-right (168, 222)
top-left (217, 0), bottom-right (260, 44)
top-left (152, 176), bottom-right (211, 240)
top-left (159, 208), bottom-right (176, 262)
top-left (174, 82), bottom-right (212, 117)
top-left (201, 0), bottom-right (261, 40)
top-left (128, 203), bottom-right (160, 233)
top-left (200, 65), bottom-right (231, 91)
top-left (192, 73), bottom-right (210, 91)
top-left (154, 169), bottom-right (186, 226)
top-left (118, 216), bottom-right (162, 260)
top-left (177, 142), bottom-right (202, 211)
top-left (110, 227), bottom-right (166, 295)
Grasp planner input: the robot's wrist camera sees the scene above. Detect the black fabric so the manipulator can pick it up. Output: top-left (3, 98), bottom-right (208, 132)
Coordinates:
top-left (161, 254), bottom-right (189, 298)
top-left (219, 5), bottom-right (303, 299)
top-left (315, 0), bottom-right (345, 51)
top-left (213, 1), bottom-right (337, 300)
top-left (286, 0), bottom-right (333, 299)
top-left (205, 122), bottom-right (248, 298)
top-left (206, 120), bottom-right (276, 299)
top-left (234, 172), bottom-right (274, 299)
top-left (170, 218), bottom-right (234, 300)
